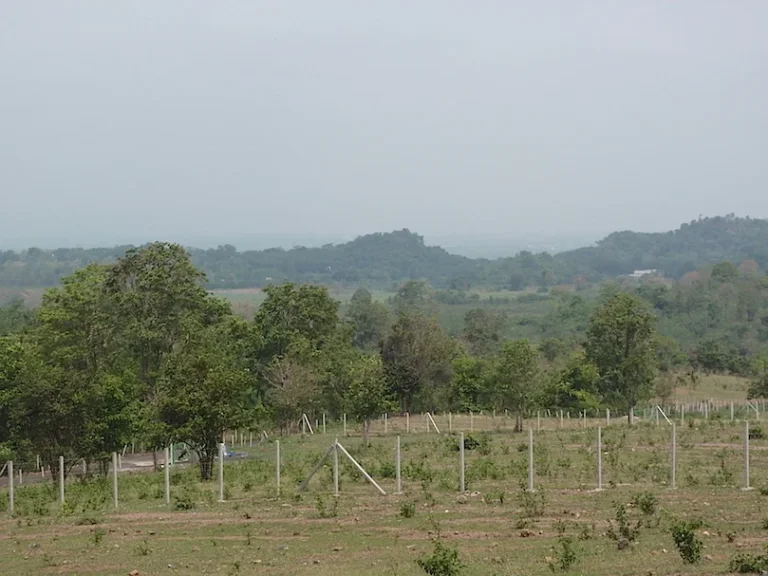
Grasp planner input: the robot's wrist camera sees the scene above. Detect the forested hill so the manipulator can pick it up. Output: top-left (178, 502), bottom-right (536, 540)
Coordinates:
top-left (1, 215), bottom-right (767, 290)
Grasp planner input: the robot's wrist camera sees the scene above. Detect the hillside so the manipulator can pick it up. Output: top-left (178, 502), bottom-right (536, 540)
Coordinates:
top-left (1, 215), bottom-right (767, 291)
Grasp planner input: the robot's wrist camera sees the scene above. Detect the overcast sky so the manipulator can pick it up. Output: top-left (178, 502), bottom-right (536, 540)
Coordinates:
top-left (2, 1), bottom-right (767, 247)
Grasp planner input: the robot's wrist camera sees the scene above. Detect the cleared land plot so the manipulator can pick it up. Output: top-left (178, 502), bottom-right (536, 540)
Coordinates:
top-left (4, 415), bottom-right (768, 575)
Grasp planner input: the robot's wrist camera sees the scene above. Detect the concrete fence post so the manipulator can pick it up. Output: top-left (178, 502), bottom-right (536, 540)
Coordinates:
top-left (537, 411), bottom-right (541, 432)
top-left (744, 420), bottom-right (752, 491)
top-left (527, 428), bottom-right (535, 492)
top-left (606, 408), bottom-right (610, 426)
top-left (8, 460), bottom-right (14, 516)
top-left (459, 432), bottom-right (465, 493)
top-left (112, 452), bottom-right (119, 510)
top-left (275, 440), bottom-right (281, 497)
top-left (333, 438), bottom-right (339, 497)
top-left (164, 448), bottom-right (171, 505)
top-left (395, 436), bottom-right (402, 494)
top-left (596, 427), bottom-right (603, 491)
top-left (218, 443), bottom-right (225, 502)
top-left (670, 423), bottom-right (676, 489)
top-left (343, 414), bottom-right (347, 437)
top-left (323, 413), bottom-right (327, 434)
top-left (59, 455), bottom-right (65, 505)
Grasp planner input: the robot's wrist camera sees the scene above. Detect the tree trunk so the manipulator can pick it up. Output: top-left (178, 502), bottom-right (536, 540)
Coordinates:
top-left (515, 411), bottom-right (523, 433)
top-left (198, 451), bottom-right (215, 481)
top-left (363, 419), bottom-right (370, 444)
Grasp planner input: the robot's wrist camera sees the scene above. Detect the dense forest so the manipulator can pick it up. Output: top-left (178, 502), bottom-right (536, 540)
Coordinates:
top-left (3, 215), bottom-right (768, 290)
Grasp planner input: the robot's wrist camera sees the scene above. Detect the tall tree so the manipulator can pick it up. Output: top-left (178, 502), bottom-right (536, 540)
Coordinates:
top-left (104, 243), bottom-right (223, 461)
top-left (461, 308), bottom-right (507, 356)
top-left (159, 316), bottom-right (252, 480)
top-left (381, 312), bottom-right (455, 412)
top-left (585, 293), bottom-right (658, 422)
top-left (346, 354), bottom-right (393, 441)
top-left (492, 339), bottom-right (540, 431)
top-left (346, 287), bottom-right (391, 349)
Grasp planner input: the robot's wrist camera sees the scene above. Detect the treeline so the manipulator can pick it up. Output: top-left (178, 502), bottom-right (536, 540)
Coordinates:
top-left (2, 243), bottom-right (686, 482)
top-left (3, 215), bottom-right (768, 290)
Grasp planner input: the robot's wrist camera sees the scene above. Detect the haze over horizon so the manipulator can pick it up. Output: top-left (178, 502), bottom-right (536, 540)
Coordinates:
top-left (2, 2), bottom-right (767, 247)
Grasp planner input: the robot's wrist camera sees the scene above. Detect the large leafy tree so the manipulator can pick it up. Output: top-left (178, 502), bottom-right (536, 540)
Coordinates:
top-left (159, 316), bottom-right (252, 480)
top-left (104, 243), bottom-right (223, 458)
top-left (492, 339), bottom-right (540, 431)
top-left (346, 287), bottom-right (391, 350)
top-left (381, 312), bottom-right (455, 412)
top-left (585, 293), bottom-right (658, 421)
top-left (461, 308), bottom-right (507, 356)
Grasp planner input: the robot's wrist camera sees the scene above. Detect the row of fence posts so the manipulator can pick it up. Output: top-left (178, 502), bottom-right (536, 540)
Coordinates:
top-left (5, 447), bottom-right (178, 515)
top-left (225, 403), bottom-right (762, 444)
top-left (5, 417), bottom-right (760, 514)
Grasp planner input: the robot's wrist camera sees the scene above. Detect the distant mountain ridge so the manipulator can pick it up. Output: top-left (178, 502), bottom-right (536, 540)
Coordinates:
top-left (1, 215), bottom-right (766, 291)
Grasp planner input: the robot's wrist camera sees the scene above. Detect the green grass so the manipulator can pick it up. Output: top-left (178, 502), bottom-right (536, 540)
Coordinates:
top-left (3, 416), bottom-right (768, 575)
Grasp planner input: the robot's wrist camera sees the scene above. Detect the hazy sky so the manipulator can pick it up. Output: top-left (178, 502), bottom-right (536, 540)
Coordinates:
top-left (2, 1), bottom-right (767, 247)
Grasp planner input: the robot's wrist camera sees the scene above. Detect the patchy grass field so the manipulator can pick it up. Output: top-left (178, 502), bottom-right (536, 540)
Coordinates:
top-left (4, 414), bottom-right (768, 575)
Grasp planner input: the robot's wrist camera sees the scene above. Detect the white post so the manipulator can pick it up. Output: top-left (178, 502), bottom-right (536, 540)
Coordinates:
top-left (449, 412), bottom-right (453, 433)
top-left (36, 455), bottom-right (40, 471)
top-left (630, 407), bottom-right (634, 425)
top-left (275, 440), bottom-right (281, 497)
top-left (395, 436), bottom-right (402, 494)
top-left (249, 432), bottom-right (253, 447)
top-left (164, 448), bottom-right (171, 505)
top-left (527, 428), bottom-right (535, 492)
top-left (8, 460), bottom-right (14, 515)
top-left (302, 416), bottom-right (306, 436)
top-left (704, 402), bottom-right (708, 420)
top-left (323, 413), bottom-right (326, 434)
top-left (596, 427), bottom-right (603, 491)
top-left (670, 423), bottom-right (676, 489)
top-left (82, 459), bottom-right (86, 476)
top-left (744, 420), bottom-right (752, 491)
top-left (343, 414), bottom-right (347, 436)
top-left (655, 406), bottom-right (660, 426)
top-left (606, 408), bottom-right (610, 426)
top-left (333, 438), bottom-right (339, 497)
top-left (59, 456), bottom-right (65, 505)
top-left (406, 412), bottom-right (410, 434)
top-left (218, 442), bottom-right (225, 502)
top-left (459, 432), bottom-right (465, 493)
top-left (112, 452), bottom-right (119, 510)
top-left (537, 411), bottom-right (541, 432)
top-left (384, 413), bottom-right (388, 435)
top-left (559, 409), bottom-right (564, 429)
top-left (117, 453), bottom-right (122, 472)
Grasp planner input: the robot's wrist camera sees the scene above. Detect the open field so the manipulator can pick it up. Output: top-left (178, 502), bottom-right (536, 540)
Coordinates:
top-left (5, 414), bottom-right (768, 575)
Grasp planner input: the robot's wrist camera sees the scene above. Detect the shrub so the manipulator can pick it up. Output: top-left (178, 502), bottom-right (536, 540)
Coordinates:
top-left (631, 491), bottom-right (658, 516)
top-left (417, 540), bottom-right (464, 576)
top-left (400, 501), bottom-right (416, 519)
top-left (729, 552), bottom-right (768, 573)
top-left (670, 519), bottom-right (703, 564)
top-left (606, 503), bottom-right (641, 546)
top-left (550, 536), bottom-right (579, 572)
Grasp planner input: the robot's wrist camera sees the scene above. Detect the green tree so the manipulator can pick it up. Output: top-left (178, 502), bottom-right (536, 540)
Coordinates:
top-left (539, 351), bottom-right (601, 411)
top-left (104, 243), bottom-right (223, 464)
top-left (346, 287), bottom-right (391, 349)
top-left (346, 354), bottom-right (393, 441)
top-left (447, 355), bottom-right (488, 411)
top-left (461, 308), bottom-right (507, 356)
top-left (159, 316), bottom-right (252, 480)
top-left (381, 312), bottom-right (455, 412)
top-left (585, 293), bottom-right (658, 421)
top-left (492, 340), bottom-right (540, 431)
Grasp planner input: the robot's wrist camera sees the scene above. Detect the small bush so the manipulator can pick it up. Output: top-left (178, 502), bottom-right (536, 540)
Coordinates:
top-left (631, 491), bottom-right (658, 516)
top-left (174, 491), bottom-right (196, 511)
top-left (75, 515), bottom-right (101, 526)
top-left (315, 494), bottom-right (338, 519)
top-left (729, 552), bottom-right (768, 573)
top-left (90, 528), bottom-right (106, 546)
top-left (550, 536), bottom-right (579, 572)
top-left (417, 540), bottom-right (464, 576)
top-left (607, 503), bottom-right (641, 546)
top-left (670, 519), bottom-right (703, 564)
top-left (400, 501), bottom-right (416, 519)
